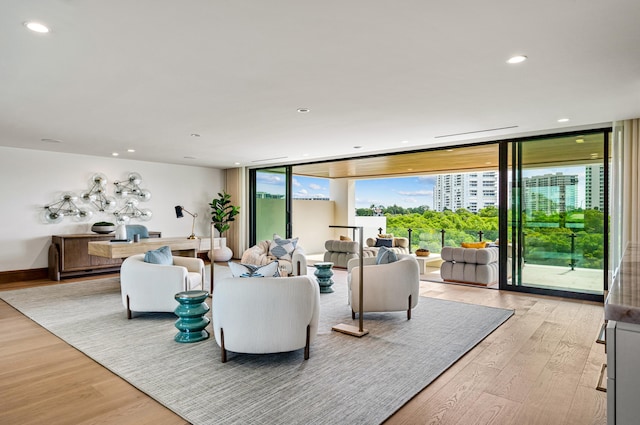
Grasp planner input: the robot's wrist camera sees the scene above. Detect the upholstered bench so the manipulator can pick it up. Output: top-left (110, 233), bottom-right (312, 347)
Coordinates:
top-left (439, 246), bottom-right (499, 286)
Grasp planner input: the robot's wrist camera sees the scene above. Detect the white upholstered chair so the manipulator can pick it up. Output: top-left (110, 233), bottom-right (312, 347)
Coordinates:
top-left (211, 275), bottom-right (320, 362)
top-left (120, 254), bottom-right (205, 319)
top-left (241, 239), bottom-right (307, 276)
top-left (347, 254), bottom-right (420, 320)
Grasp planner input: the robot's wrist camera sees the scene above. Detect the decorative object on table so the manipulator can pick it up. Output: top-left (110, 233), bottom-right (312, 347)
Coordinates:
top-left (174, 290), bottom-right (210, 343)
top-left (174, 205), bottom-right (198, 239)
top-left (314, 262), bottom-right (335, 293)
top-left (43, 192), bottom-right (93, 223)
top-left (80, 173), bottom-right (117, 212)
top-left (209, 191), bottom-right (240, 261)
top-left (91, 221), bottom-right (115, 234)
top-left (114, 223), bottom-right (127, 240)
top-left (415, 248), bottom-right (430, 257)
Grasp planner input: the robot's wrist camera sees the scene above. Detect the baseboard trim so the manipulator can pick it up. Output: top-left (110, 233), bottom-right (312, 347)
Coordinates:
top-left (0, 268), bottom-right (49, 284)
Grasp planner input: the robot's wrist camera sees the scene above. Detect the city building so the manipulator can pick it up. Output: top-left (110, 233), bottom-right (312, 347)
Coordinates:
top-left (433, 171), bottom-right (498, 212)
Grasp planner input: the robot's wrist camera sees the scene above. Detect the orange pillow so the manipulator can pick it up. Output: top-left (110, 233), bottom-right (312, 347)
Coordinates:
top-left (339, 235), bottom-right (352, 241)
top-left (461, 241), bottom-right (487, 249)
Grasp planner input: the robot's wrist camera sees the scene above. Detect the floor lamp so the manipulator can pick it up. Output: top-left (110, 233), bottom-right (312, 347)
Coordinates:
top-left (329, 225), bottom-right (369, 337)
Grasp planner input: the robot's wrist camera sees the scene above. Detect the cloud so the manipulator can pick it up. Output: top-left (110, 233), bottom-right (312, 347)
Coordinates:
top-left (292, 178), bottom-right (301, 187)
top-left (308, 183), bottom-right (323, 190)
top-left (397, 190), bottom-right (432, 196)
top-left (257, 174), bottom-right (284, 185)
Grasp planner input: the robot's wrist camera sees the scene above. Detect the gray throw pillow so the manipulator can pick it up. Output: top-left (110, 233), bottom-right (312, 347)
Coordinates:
top-left (376, 246), bottom-right (398, 265)
top-left (228, 261), bottom-right (280, 278)
top-left (144, 246), bottom-right (173, 265)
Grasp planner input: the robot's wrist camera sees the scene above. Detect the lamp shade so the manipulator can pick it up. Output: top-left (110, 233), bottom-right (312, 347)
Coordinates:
top-left (175, 205), bottom-right (184, 218)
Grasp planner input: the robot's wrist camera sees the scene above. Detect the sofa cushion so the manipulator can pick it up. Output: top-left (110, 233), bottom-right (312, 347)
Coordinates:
top-left (461, 241), bottom-right (487, 249)
top-left (269, 235), bottom-right (299, 261)
top-left (376, 246), bottom-right (398, 264)
top-left (228, 261), bottom-right (280, 278)
top-left (374, 238), bottom-right (393, 248)
top-left (144, 246), bottom-right (172, 265)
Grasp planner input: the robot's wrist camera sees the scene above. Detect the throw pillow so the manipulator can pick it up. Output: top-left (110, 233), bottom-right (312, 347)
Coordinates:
top-left (228, 261), bottom-right (280, 278)
top-left (461, 241), bottom-right (487, 249)
top-left (269, 235), bottom-right (299, 261)
top-left (377, 233), bottom-right (394, 239)
top-left (144, 245), bottom-right (173, 265)
top-left (376, 246), bottom-right (398, 265)
top-left (339, 235), bottom-right (352, 241)
top-left (374, 238), bottom-right (393, 248)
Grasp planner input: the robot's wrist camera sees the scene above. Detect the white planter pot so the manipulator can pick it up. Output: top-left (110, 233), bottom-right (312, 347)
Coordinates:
top-left (209, 237), bottom-right (233, 262)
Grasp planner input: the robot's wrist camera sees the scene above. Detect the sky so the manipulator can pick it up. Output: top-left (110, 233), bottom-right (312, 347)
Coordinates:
top-left (258, 165), bottom-right (588, 209)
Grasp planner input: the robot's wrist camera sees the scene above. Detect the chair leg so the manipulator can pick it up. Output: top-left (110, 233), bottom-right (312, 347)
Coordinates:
top-left (352, 310), bottom-right (356, 320)
top-left (220, 328), bottom-right (227, 363)
top-left (407, 295), bottom-right (412, 320)
top-left (304, 325), bottom-right (310, 360)
top-left (126, 295), bottom-right (132, 320)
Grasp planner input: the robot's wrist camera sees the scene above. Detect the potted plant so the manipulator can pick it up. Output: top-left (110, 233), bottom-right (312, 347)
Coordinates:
top-left (209, 191), bottom-right (240, 261)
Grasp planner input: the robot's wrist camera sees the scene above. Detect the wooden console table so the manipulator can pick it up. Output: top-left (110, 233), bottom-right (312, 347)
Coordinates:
top-left (88, 237), bottom-right (199, 259)
top-left (48, 232), bottom-right (161, 281)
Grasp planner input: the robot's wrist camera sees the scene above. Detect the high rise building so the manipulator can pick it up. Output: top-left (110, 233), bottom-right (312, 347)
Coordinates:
top-left (433, 171), bottom-right (498, 212)
top-left (523, 172), bottom-right (578, 214)
top-left (585, 164), bottom-right (605, 210)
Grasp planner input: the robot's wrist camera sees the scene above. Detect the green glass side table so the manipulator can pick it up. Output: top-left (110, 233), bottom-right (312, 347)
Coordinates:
top-left (314, 262), bottom-right (335, 293)
top-left (174, 290), bottom-right (210, 343)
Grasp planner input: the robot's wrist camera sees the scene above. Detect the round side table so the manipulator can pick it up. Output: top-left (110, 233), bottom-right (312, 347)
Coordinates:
top-left (314, 262), bottom-right (335, 293)
top-left (174, 290), bottom-right (210, 343)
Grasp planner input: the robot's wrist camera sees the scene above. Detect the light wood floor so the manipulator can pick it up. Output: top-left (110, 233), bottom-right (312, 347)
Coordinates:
top-left (0, 274), bottom-right (606, 425)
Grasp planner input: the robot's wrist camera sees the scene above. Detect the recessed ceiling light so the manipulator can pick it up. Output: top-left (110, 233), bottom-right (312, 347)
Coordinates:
top-left (190, 133), bottom-right (200, 137)
top-left (41, 138), bottom-right (62, 143)
top-left (184, 156), bottom-right (196, 160)
top-left (302, 153), bottom-right (309, 157)
top-left (558, 118), bottom-right (570, 123)
top-left (127, 149), bottom-right (136, 153)
top-left (353, 146), bottom-right (362, 149)
top-left (590, 153), bottom-right (598, 158)
top-left (401, 140), bottom-right (409, 144)
top-left (112, 152), bottom-right (119, 157)
top-left (575, 139), bottom-right (584, 144)
top-left (507, 55), bottom-right (527, 64)
top-left (485, 162), bottom-right (492, 165)
top-left (24, 21), bottom-right (50, 33)
top-left (234, 162), bottom-right (241, 165)
top-left (446, 149), bottom-right (453, 152)
top-left (297, 108), bottom-right (310, 113)
top-left (407, 168), bottom-right (413, 171)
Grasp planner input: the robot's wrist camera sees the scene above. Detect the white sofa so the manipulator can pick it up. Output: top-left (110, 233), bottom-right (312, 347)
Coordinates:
top-left (120, 254), bottom-right (205, 319)
top-left (241, 240), bottom-right (307, 276)
top-left (212, 275), bottom-right (320, 362)
top-left (439, 246), bottom-right (499, 286)
top-left (365, 236), bottom-right (410, 255)
top-left (323, 240), bottom-right (376, 268)
top-left (347, 254), bottom-right (420, 320)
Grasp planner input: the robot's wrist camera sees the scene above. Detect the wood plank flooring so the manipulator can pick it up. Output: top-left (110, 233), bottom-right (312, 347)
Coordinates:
top-left (0, 274), bottom-right (606, 425)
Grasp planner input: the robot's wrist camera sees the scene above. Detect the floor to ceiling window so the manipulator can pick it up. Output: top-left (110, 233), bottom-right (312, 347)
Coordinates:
top-left (249, 166), bottom-right (291, 245)
top-left (505, 131), bottom-right (608, 299)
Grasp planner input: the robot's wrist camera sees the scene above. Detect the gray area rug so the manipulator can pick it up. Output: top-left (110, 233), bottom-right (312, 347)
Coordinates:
top-left (2, 274), bottom-right (513, 425)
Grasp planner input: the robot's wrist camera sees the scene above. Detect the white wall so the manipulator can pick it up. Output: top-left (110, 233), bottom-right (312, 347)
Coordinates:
top-left (292, 199), bottom-right (335, 254)
top-left (0, 147), bottom-right (223, 272)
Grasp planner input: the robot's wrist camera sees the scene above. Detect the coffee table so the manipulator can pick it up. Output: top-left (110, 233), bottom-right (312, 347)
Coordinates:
top-left (414, 253), bottom-right (443, 274)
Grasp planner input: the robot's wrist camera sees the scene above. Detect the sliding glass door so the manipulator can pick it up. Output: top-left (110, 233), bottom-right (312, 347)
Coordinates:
top-left (506, 132), bottom-right (608, 298)
top-left (249, 166), bottom-right (292, 245)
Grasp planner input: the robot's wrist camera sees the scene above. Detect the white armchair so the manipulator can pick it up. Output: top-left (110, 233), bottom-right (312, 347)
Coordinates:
top-left (241, 239), bottom-right (307, 276)
top-left (212, 276), bottom-right (320, 362)
top-left (347, 254), bottom-right (420, 320)
top-left (120, 254), bottom-right (205, 319)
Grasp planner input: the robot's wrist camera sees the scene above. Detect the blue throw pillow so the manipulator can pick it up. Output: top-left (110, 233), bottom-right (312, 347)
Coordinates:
top-left (376, 246), bottom-right (398, 265)
top-left (144, 246), bottom-right (173, 265)
top-left (374, 238), bottom-right (393, 248)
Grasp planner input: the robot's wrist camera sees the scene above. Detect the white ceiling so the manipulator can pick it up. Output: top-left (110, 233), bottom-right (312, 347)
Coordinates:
top-left (2, 1), bottom-right (640, 170)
